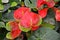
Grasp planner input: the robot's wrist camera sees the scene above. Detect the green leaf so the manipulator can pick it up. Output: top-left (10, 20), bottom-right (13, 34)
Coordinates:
top-left (9, 0), bottom-right (19, 5)
top-left (24, 0), bottom-right (37, 8)
top-left (0, 22), bottom-right (5, 28)
top-left (11, 2), bottom-right (18, 7)
top-left (39, 27), bottom-right (60, 40)
top-left (0, 4), bottom-right (4, 10)
top-left (28, 27), bottom-right (60, 40)
top-left (42, 22), bottom-right (55, 29)
top-left (8, 9), bottom-right (11, 13)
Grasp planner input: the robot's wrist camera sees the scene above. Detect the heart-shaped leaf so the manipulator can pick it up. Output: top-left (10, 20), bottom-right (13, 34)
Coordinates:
top-left (28, 27), bottom-right (60, 40)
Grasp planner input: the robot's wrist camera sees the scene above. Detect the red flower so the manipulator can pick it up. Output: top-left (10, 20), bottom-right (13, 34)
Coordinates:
top-left (14, 7), bottom-right (30, 21)
top-left (19, 11), bottom-right (42, 32)
top-left (11, 29), bottom-right (21, 39)
top-left (55, 10), bottom-right (60, 21)
top-left (38, 8), bottom-right (48, 18)
top-left (20, 11), bottom-right (32, 28)
top-left (6, 21), bottom-right (21, 39)
top-left (19, 11), bottom-right (32, 32)
top-left (37, 0), bottom-right (55, 8)
top-left (19, 11), bottom-right (40, 28)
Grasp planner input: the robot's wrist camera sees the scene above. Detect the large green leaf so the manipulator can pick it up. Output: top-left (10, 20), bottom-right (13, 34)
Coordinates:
top-left (24, 0), bottom-right (37, 8)
top-left (39, 27), bottom-right (60, 40)
top-left (28, 27), bottom-right (60, 40)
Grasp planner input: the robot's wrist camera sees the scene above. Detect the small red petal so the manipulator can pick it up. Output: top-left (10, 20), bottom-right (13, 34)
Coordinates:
top-left (38, 8), bottom-right (48, 18)
top-left (9, 21), bottom-right (19, 31)
top-left (20, 11), bottom-right (40, 28)
top-left (10, 21), bottom-right (22, 39)
top-left (20, 11), bottom-right (31, 28)
top-left (30, 12), bottom-right (40, 25)
top-left (55, 10), bottom-right (60, 21)
top-left (11, 29), bottom-right (21, 39)
top-left (31, 25), bottom-right (39, 31)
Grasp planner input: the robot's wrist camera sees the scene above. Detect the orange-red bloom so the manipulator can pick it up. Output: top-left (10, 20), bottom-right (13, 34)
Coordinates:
top-left (6, 21), bottom-right (21, 39)
top-left (37, 0), bottom-right (55, 8)
top-left (38, 8), bottom-right (48, 18)
top-left (14, 7), bottom-right (30, 21)
top-left (55, 9), bottom-right (60, 21)
top-left (19, 11), bottom-right (42, 32)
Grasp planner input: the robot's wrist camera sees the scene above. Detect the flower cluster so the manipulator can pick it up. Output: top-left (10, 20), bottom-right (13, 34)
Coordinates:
top-left (5, 0), bottom-right (60, 39)
top-left (6, 7), bottom-right (42, 39)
